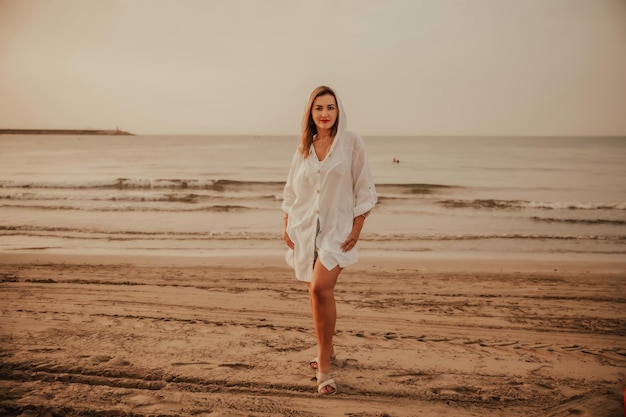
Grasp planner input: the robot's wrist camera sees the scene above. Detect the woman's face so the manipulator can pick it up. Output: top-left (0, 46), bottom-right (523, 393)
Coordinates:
top-left (311, 94), bottom-right (338, 132)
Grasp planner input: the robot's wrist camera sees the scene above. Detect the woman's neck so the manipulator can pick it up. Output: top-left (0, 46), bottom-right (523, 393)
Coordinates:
top-left (315, 129), bottom-right (332, 142)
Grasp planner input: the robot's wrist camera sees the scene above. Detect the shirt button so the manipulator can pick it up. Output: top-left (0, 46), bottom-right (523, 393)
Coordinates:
top-left (316, 189), bottom-right (320, 193)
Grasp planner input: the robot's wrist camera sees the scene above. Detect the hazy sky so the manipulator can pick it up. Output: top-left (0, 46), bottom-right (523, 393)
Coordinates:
top-left (1, 0), bottom-right (625, 136)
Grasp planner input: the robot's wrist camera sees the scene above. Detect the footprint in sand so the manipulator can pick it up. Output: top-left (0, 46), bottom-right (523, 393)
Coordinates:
top-left (109, 357), bottom-right (131, 367)
top-left (93, 316), bottom-right (119, 326)
top-left (125, 393), bottom-right (182, 412)
top-left (90, 355), bottom-right (113, 365)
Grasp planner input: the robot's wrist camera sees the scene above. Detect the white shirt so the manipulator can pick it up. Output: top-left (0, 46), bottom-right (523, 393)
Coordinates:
top-left (282, 130), bottom-right (377, 282)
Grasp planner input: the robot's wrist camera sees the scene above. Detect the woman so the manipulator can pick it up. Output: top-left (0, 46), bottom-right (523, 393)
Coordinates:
top-left (282, 86), bottom-right (377, 395)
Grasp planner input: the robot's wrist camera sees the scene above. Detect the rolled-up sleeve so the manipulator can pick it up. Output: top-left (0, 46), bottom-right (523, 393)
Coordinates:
top-left (351, 135), bottom-right (377, 217)
top-left (282, 150), bottom-right (299, 213)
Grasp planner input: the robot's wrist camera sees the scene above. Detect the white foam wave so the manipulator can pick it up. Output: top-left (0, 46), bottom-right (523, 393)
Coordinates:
top-left (0, 178), bottom-right (219, 189)
top-left (440, 199), bottom-right (626, 211)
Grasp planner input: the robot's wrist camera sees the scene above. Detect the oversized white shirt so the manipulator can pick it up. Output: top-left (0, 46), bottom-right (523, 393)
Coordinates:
top-left (282, 130), bottom-right (377, 282)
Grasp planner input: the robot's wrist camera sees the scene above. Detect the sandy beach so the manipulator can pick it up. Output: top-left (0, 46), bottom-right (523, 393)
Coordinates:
top-left (0, 252), bottom-right (624, 416)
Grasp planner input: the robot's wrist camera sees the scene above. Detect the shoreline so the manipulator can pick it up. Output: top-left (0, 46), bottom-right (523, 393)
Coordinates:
top-left (1, 250), bottom-right (624, 274)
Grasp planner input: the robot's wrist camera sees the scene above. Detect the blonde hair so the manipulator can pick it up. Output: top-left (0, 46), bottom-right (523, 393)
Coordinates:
top-left (300, 85), bottom-right (339, 158)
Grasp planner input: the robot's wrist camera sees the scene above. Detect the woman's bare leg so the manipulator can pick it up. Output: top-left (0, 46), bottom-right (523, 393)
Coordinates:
top-left (307, 261), bottom-right (341, 381)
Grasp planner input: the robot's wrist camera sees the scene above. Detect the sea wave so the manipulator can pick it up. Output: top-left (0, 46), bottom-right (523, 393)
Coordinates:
top-left (2, 225), bottom-right (624, 242)
top-left (0, 178), bottom-right (286, 191)
top-left (0, 178), bottom-right (455, 193)
top-left (0, 191), bottom-right (279, 203)
top-left (440, 199), bottom-right (626, 211)
top-left (376, 183), bottom-right (455, 195)
top-left (2, 178), bottom-right (623, 214)
top-left (0, 225), bottom-right (275, 240)
top-left (364, 233), bottom-right (626, 242)
top-left (0, 203), bottom-right (256, 212)
top-left (530, 217), bottom-right (626, 226)
top-left (0, 178), bottom-right (458, 206)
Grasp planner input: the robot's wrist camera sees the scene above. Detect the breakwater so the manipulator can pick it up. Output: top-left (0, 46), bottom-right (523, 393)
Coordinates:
top-left (0, 129), bottom-right (133, 135)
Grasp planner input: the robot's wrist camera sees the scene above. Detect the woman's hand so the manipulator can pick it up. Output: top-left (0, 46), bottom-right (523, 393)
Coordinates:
top-left (284, 230), bottom-right (295, 250)
top-left (340, 231), bottom-right (360, 252)
top-left (341, 215), bottom-right (366, 252)
top-left (283, 214), bottom-right (294, 249)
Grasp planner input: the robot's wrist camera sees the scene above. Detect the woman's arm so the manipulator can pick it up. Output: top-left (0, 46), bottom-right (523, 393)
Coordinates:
top-left (282, 150), bottom-right (299, 249)
top-left (340, 213), bottom-right (368, 252)
top-left (351, 135), bottom-right (377, 217)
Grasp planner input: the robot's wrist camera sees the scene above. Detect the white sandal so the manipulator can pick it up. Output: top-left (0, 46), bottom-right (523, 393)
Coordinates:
top-left (316, 372), bottom-right (338, 395)
top-left (308, 355), bottom-right (336, 370)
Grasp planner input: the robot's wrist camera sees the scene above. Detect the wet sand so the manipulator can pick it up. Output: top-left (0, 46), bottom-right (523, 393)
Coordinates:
top-left (0, 253), bottom-right (625, 416)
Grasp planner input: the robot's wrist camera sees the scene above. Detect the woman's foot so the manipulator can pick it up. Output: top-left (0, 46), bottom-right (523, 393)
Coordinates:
top-left (316, 372), bottom-right (337, 395)
top-left (308, 354), bottom-right (336, 370)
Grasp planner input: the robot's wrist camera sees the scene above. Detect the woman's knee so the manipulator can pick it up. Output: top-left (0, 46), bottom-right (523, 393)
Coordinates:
top-left (309, 281), bottom-right (333, 300)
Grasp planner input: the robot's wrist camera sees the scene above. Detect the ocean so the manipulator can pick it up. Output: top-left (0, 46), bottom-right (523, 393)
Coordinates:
top-left (1, 134), bottom-right (625, 262)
